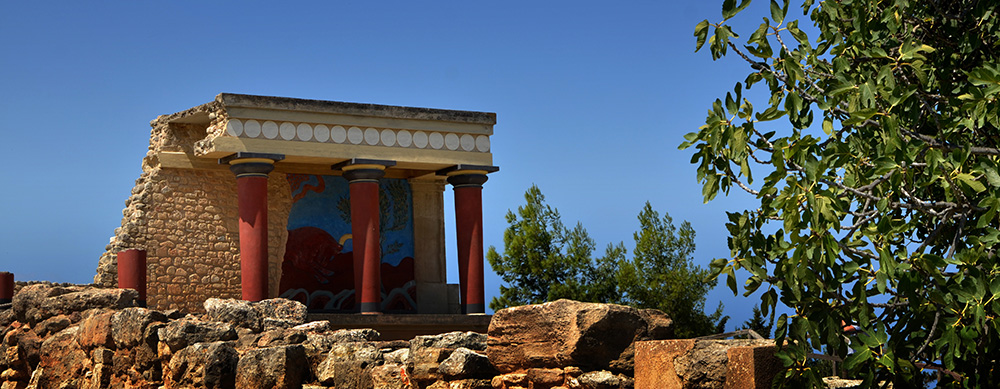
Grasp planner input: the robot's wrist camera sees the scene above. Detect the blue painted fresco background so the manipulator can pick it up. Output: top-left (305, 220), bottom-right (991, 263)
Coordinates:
top-left (287, 175), bottom-right (414, 266)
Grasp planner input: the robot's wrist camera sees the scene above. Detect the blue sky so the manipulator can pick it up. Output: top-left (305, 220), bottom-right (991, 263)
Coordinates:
top-left (0, 1), bottom-right (789, 327)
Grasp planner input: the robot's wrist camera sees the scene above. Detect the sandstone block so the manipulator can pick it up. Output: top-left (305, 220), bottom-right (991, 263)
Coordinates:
top-left (316, 342), bottom-right (382, 388)
top-left (110, 307), bottom-right (167, 349)
top-left (13, 285), bottom-right (138, 325)
top-left (32, 315), bottom-right (70, 338)
top-left (438, 347), bottom-right (496, 379)
top-left (371, 363), bottom-right (410, 389)
top-left (487, 300), bottom-right (673, 374)
top-left (204, 298), bottom-right (262, 332)
top-left (235, 345), bottom-right (307, 389)
top-left (724, 344), bottom-right (780, 389)
top-left (77, 311), bottom-right (115, 349)
top-left (256, 328), bottom-right (307, 348)
top-left (634, 339), bottom-right (775, 389)
top-left (37, 327), bottom-right (90, 388)
top-left (157, 319), bottom-right (237, 353)
top-left (166, 341), bottom-right (239, 389)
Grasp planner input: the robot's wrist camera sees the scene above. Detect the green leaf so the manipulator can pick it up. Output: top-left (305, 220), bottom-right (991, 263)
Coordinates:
top-left (844, 347), bottom-right (872, 371)
top-left (787, 20), bottom-right (808, 46)
top-left (956, 173), bottom-right (986, 193)
top-left (695, 20), bottom-right (710, 52)
top-left (770, 0), bottom-right (784, 24)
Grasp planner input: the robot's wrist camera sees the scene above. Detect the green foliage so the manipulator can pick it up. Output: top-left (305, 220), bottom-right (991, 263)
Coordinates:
top-left (617, 202), bottom-right (727, 338)
top-left (488, 185), bottom-right (726, 337)
top-left (487, 185), bottom-right (614, 309)
top-left (683, 0), bottom-right (1000, 386)
top-left (738, 304), bottom-right (774, 339)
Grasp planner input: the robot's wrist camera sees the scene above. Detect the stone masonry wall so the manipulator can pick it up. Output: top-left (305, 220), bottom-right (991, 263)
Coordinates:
top-left (96, 102), bottom-right (292, 312)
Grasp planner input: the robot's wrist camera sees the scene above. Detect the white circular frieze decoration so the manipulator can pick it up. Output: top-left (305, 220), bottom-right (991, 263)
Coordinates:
top-left (226, 119), bottom-right (243, 136)
top-left (413, 131), bottom-right (428, 148)
top-left (445, 133), bottom-right (460, 150)
top-left (313, 124), bottom-right (329, 142)
top-left (460, 134), bottom-right (475, 151)
top-left (262, 121), bottom-right (279, 139)
top-left (381, 129), bottom-right (396, 147)
top-left (296, 123), bottom-right (313, 141)
top-left (429, 132), bottom-right (445, 149)
top-left (348, 127), bottom-right (364, 144)
top-left (364, 128), bottom-right (380, 145)
top-left (243, 120), bottom-right (262, 138)
top-left (331, 125), bottom-right (347, 143)
top-left (279, 122), bottom-right (296, 140)
top-left (476, 135), bottom-right (490, 152)
top-left (397, 130), bottom-right (412, 147)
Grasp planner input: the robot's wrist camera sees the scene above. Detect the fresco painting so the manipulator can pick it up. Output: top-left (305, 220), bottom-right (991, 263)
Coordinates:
top-left (280, 174), bottom-right (416, 312)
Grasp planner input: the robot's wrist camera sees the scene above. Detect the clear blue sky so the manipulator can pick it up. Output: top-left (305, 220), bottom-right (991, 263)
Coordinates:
top-left (0, 1), bottom-right (785, 328)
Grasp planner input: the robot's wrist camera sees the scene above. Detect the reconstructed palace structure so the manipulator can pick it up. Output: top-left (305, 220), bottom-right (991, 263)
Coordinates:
top-left (95, 94), bottom-right (497, 316)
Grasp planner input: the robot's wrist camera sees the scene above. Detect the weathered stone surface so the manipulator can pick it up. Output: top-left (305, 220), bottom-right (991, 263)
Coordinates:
top-left (674, 340), bottom-right (772, 389)
top-left (204, 298), bottom-right (262, 332)
top-left (110, 307), bottom-right (167, 349)
top-left (412, 331), bottom-right (487, 351)
top-left (371, 363), bottom-right (410, 389)
top-left (76, 311), bottom-right (115, 349)
top-left (316, 342), bottom-right (382, 388)
top-left (256, 328), bottom-right (307, 348)
top-left (527, 368), bottom-right (566, 388)
top-left (384, 348), bottom-right (410, 365)
top-left (235, 345), bottom-right (307, 389)
top-left (15, 286), bottom-right (139, 326)
top-left (491, 372), bottom-right (528, 389)
top-left (411, 331), bottom-right (489, 382)
top-left (166, 341), bottom-right (239, 389)
top-left (158, 319), bottom-right (237, 352)
top-left (428, 378), bottom-right (492, 389)
top-left (438, 347), bottom-right (495, 379)
top-left (724, 344), bottom-right (780, 389)
top-left (254, 298), bottom-right (308, 329)
top-left (487, 299), bottom-right (673, 374)
top-left (577, 370), bottom-right (620, 389)
top-left (410, 347), bottom-right (450, 382)
top-left (32, 315), bottom-right (70, 338)
top-left (11, 285), bottom-right (72, 324)
top-left (2, 324), bottom-right (41, 369)
top-left (329, 328), bottom-right (381, 343)
top-left (36, 327), bottom-right (90, 388)
top-left (634, 339), bottom-right (774, 389)
top-left (291, 320), bottom-right (330, 333)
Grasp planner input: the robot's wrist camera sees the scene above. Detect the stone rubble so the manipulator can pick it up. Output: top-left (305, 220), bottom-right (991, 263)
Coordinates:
top-left (1, 286), bottom-right (677, 388)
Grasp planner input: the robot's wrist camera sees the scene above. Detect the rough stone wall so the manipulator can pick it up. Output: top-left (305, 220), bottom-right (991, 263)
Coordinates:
top-left (96, 102), bottom-right (291, 312)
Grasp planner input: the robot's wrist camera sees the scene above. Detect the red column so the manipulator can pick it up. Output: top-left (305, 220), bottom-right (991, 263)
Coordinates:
top-left (447, 172), bottom-right (490, 314)
top-left (117, 249), bottom-right (147, 306)
top-left (0, 272), bottom-right (13, 304)
top-left (222, 153), bottom-right (283, 302)
top-left (343, 166), bottom-right (388, 314)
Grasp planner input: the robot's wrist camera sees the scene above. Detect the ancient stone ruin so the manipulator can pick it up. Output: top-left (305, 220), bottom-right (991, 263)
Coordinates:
top-left (1, 284), bottom-right (712, 389)
top-left (94, 93), bottom-right (498, 317)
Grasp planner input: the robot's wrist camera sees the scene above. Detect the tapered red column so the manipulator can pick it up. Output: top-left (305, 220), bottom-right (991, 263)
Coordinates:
top-left (440, 164), bottom-right (498, 314)
top-left (335, 158), bottom-right (396, 314)
top-left (117, 249), bottom-right (147, 307)
top-left (0, 272), bottom-right (13, 305)
top-left (221, 152), bottom-right (284, 302)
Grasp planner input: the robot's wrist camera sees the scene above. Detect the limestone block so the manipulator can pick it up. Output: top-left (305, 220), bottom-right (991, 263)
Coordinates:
top-left (487, 300), bottom-right (672, 374)
top-left (235, 345), bottom-right (307, 389)
top-left (724, 344), bottom-right (780, 389)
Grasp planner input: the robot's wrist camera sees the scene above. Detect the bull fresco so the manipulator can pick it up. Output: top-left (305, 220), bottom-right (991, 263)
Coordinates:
top-left (279, 174), bottom-right (416, 312)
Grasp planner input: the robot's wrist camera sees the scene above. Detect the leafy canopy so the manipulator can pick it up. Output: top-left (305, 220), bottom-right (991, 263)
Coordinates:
top-left (488, 185), bottom-right (725, 338)
top-left (683, 0), bottom-right (1000, 386)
